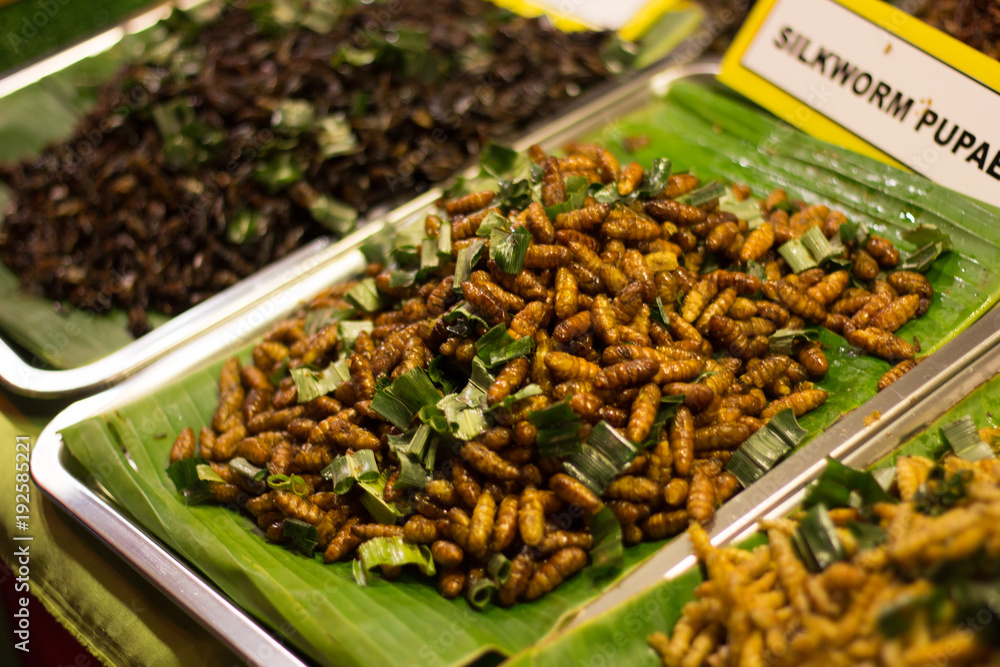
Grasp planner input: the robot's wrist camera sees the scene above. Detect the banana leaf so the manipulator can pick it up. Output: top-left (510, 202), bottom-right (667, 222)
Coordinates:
top-left (58, 82), bottom-right (1000, 666)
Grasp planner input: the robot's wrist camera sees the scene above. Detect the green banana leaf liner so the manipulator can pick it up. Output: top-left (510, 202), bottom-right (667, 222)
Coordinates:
top-left (60, 82), bottom-right (1000, 667)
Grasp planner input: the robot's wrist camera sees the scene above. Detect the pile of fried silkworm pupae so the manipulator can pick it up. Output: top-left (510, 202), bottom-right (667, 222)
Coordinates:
top-left (649, 452), bottom-right (1000, 667)
top-left (169, 141), bottom-right (936, 606)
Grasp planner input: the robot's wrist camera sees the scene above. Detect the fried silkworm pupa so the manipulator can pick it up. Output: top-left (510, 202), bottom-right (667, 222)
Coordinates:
top-left (877, 359), bottom-right (919, 391)
top-left (524, 547), bottom-right (588, 600)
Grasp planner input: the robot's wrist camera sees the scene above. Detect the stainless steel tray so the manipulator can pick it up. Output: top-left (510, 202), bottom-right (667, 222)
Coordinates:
top-left (1, 0), bottom-right (686, 399)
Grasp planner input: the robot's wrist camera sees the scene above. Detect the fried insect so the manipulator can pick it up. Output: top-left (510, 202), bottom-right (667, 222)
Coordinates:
top-left (525, 547), bottom-right (588, 600)
top-left (487, 358), bottom-right (531, 407)
top-left (759, 388), bottom-right (828, 420)
top-left (877, 359), bottom-right (918, 391)
top-left (865, 234), bottom-right (900, 267)
top-left (518, 487), bottom-right (545, 547)
top-left (460, 442), bottom-right (519, 481)
top-left (549, 473), bottom-right (604, 515)
top-left (869, 294), bottom-right (920, 332)
top-left (763, 280), bottom-right (826, 323)
top-left (595, 359), bottom-right (660, 390)
top-left (845, 327), bottom-right (916, 361)
top-left (671, 406), bottom-right (695, 478)
top-left (462, 281), bottom-right (509, 326)
top-left (687, 467), bottom-right (717, 524)
top-left (739, 222), bottom-right (774, 262)
top-left (554, 267), bottom-right (579, 320)
top-left (169, 427), bottom-right (196, 464)
top-left (627, 383), bottom-right (661, 443)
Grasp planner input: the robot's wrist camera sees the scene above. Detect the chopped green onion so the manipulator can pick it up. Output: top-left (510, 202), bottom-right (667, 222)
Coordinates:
top-left (768, 328), bottom-right (821, 355)
top-left (196, 464), bottom-right (226, 484)
top-left (315, 113), bottom-right (360, 159)
top-left (309, 195), bottom-right (357, 235)
top-left (475, 210), bottom-right (510, 238)
top-left (371, 368), bottom-right (442, 429)
top-left (322, 450), bottom-right (379, 494)
top-left (719, 190), bottom-right (763, 228)
top-left (877, 588), bottom-right (941, 638)
top-left (529, 399), bottom-right (584, 458)
top-left (388, 424), bottom-right (432, 461)
top-left (396, 455), bottom-right (430, 491)
top-left (419, 238), bottom-right (441, 277)
top-left (229, 457), bottom-right (268, 483)
top-left (487, 554), bottom-right (512, 586)
top-left (900, 223), bottom-right (953, 254)
top-left (304, 306), bottom-right (354, 336)
top-left (345, 277), bottom-right (383, 312)
top-left (467, 577), bottom-right (498, 610)
top-left (941, 416), bottom-right (994, 461)
top-left (641, 395), bottom-right (686, 448)
top-left (283, 518), bottom-right (319, 556)
top-left (442, 301), bottom-right (489, 337)
top-left (226, 209), bottom-right (267, 244)
top-left (356, 473), bottom-right (404, 525)
top-left (495, 178), bottom-right (533, 213)
top-left (675, 180), bottom-right (724, 207)
top-left (490, 225), bottom-right (532, 275)
top-left (802, 457), bottom-right (895, 516)
top-left (267, 473), bottom-right (310, 497)
top-left (475, 324), bottom-right (534, 368)
top-left (490, 384), bottom-right (543, 411)
top-left (479, 143), bottom-right (520, 179)
top-left (588, 181), bottom-right (621, 204)
top-left (269, 358), bottom-right (290, 386)
top-left (252, 153), bottom-right (304, 193)
top-left (636, 158), bottom-right (672, 199)
top-left (292, 359), bottom-right (350, 404)
top-left (371, 387), bottom-right (415, 430)
top-left (359, 224), bottom-right (396, 266)
top-left (846, 520), bottom-right (888, 552)
top-left (871, 465), bottom-right (896, 493)
top-left (337, 320), bottom-right (374, 358)
top-left (432, 393), bottom-right (486, 439)
top-left (900, 242), bottom-right (946, 273)
top-left (392, 224), bottom-right (425, 267)
top-left (839, 220), bottom-right (869, 247)
top-left (166, 456), bottom-right (213, 504)
top-left (352, 537), bottom-right (435, 586)
top-left (272, 99), bottom-right (316, 134)
top-left (588, 506), bottom-right (624, 575)
top-left (454, 238), bottom-right (487, 287)
top-left (791, 504), bottom-right (845, 573)
top-left (651, 297), bottom-right (669, 326)
top-left (801, 226), bottom-right (838, 265)
top-left (544, 176), bottom-right (588, 219)
top-left (387, 270), bottom-right (417, 288)
top-left (725, 410), bottom-right (807, 487)
top-left (913, 466), bottom-right (972, 516)
top-left (564, 421), bottom-right (638, 494)
top-left (427, 355), bottom-right (467, 394)
top-left (778, 238), bottom-right (818, 273)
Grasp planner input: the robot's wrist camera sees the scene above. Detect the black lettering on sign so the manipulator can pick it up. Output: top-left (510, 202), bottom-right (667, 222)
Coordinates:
top-left (987, 150), bottom-right (1000, 180)
top-left (811, 47), bottom-right (832, 75)
top-left (953, 130), bottom-right (977, 154)
top-left (775, 26), bottom-right (793, 49)
top-left (830, 58), bottom-right (856, 86)
top-left (934, 120), bottom-right (958, 147)
top-left (886, 92), bottom-right (913, 122)
top-left (915, 108), bottom-right (938, 133)
top-left (852, 72), bottom-right (873, 96)
top-left (967, 142), bottom-right (990, 170)
top-left (869, 82), bottom-right (891, 109)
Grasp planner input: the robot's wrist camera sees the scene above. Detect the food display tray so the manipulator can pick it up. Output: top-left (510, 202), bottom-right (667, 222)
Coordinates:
top-left (30, 55), bottom-right (1000, 665)
top-left (0, 0), bottom-right (684, 399)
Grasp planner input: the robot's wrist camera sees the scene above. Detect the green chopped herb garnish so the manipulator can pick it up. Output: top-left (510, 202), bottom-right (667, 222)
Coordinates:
top-left (291, 359), bottom-right (350, 404)
top-left (791, 504), bottom-right (845, 573)
top-left (322, 450), bottom-right (380, 494)
top-left (725, 410), bottom-right (807, 487)
top-left (352, 537), bottom-right (435, 586)
top-left (588, 506), bottom-right (624, 575)
top-left (941, 416), bottom-right (994, 461)
top-left (345, 277), bottom-right (383, 312)
top-left (283, 518), bottom-right (319, 556)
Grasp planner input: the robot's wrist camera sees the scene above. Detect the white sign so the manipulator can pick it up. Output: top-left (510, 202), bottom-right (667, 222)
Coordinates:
top-left (741, 0), bottom-right (1000, 208)
top-left (532, 0), bottom-right (651, 30)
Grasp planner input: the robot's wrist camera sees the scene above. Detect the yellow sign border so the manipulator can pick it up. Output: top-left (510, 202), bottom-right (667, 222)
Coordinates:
top-left (719, 0), bottom-right (1000, 170)
top-left (489, 0), bottom-right (685, 39)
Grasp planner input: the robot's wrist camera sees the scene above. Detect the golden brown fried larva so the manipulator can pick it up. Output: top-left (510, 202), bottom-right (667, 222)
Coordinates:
top-left (845, 327), bottom-right (915, 361)
top-left (549, 473), bottom-right (604, 515)
top-left (518, 486), bottom-right (545, 547)
top-left (554, 267), bottom-right (579, 320)
top-left (687, 467), bottom-right (717, 525)
top-left (170, 427), bottom-right (196, 464)
top-left (403, 515), bottom-right (440, 544)
top-left (525, 547), bottom-right (588, 600)
top-left (595, 359), bottom-right (660, 390)
top-left (739, 222), bottom-right (775, 262)
top-left (467, 492), bottom-right (496, 560)
top-left (759, 388), bottom-right (828, 420)
top-left (487, 358), bottom-right (530, 407)
top-left (460, 442), bottom-right (520, 481)
top-left (617, 162), bottom-right (644, 196)
top-left (869, 294), bottom-right (920, 333)
top-left (498, 551), bottom-right (534, 607)
top-left (865, 235), bottom-right (900, 267)
top-left (446, 190), bottom-right (495, 216)
top-left (763, 280), bottom-right (826, 323)
top-left (877, 359), bottom-right (919, 391)
top-left (430, 540), bottom-right (464, 568)
top-left (641, 509), bottom-right (689, 540)
top-left (627, 383), bottom-right (661, 443)
top-left (805, 270), bottom-right (850, 306)
top-left (461, 281), bottom-right (509, 326)
top-left (544, 351), bottom-right (601, 382)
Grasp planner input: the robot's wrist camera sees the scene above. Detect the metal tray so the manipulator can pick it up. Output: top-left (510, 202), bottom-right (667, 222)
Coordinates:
top-left (30, 58), bottom-right (1000, 665)
top-left (1, 0), bottom-right (686, 399)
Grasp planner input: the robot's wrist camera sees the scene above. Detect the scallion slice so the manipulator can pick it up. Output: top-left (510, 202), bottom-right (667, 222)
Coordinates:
top-left (454, 238), bottom-right (486, 287)
top-left (229, 456), bottom-right (268, 483)
top-left (396, 455), bottom-right (430, 491)
top-left (356, 473), bottom-right (404, 525)
top-left (529, 399), bottom-right (584, 458)
top-left (768, 328), bottom-right (820, 355)
top-left (490, 225), bottom-right (532, 274)
top-left (487, 554), bottom-right (512, 586)
top-left (267, 473), bottom-right (310, 498)
top-left (791, 504), bottom-right (845, 573)
top-left (675, 180), bottom-right (724, 207)
top-left (352, 537), bottom-right (435, 586)
top-left (467, 577), bottom-right (498, 610)
top-left (292, 359), bottom-right (350, 404)
top-left (725, 409), bottom-right (807, 487)
top-left (802, 457), bottom-right (895, 516)
top-left (196, 464), bottom-right (226, 484)
top-left (166, 456), bottom-right (213, 504)
top-left (800, 226), bottom-right (838, 265)
top-left (345, 277), bottom-right (383, 312)
top-left (322, 450), bottom-right (379, 494)
top-left (475, 324), bottom-right (534, 368)
top-left (283, 518), bottom-right (319, 556)
top-left (337, 321), bottom-right (374, 358)
top-left (777, 238), bottom-right (817, 273)
top-left (941, 416), bottom-right (994, 461)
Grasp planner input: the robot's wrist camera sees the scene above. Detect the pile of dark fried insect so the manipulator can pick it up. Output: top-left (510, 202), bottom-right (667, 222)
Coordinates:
top-left (169, 141), bottom-right (935, 607)
top-left (649, 450), bottom-right (1000, 667)
top-left (0, 0), bottom-right (616, 336)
